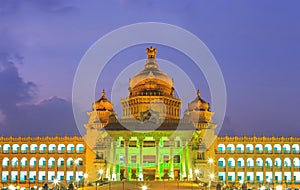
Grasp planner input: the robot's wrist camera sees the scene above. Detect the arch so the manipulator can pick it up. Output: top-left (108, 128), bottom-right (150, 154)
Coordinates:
top-left (256, 158), bottom-right (263, 167)
top-left (218, 158), bottom-right (225, 167)
top-left (74, 157), bottom-right (83, 166)
top-left (217, 144), bottom-right (225, 153)
top-left (58, 144), bottom-right (65, 152)
top-left (11, 157), bottom-right (18, 167)
top-left (2, 157), bottom-right (9, 167)
top-left (30, 144), bottom-right (38, 152)
top-left (265, 157), bottom-right (273, 167)
top-left (292, 144), bottom-right (300, 153)
top-left (284, 157), bottom-right (291, 167)
top-left (274, 158), bottom-right (282, 167)
top-left (76, 144), bottom-right (84, 152)
top-left (283, 144), bottom-right (291, 153)
top-left (274, 144), bottom-right (281, 153)
top-left (236, 144), bottom-right (244, 153)
top-left (264, 144), bottom-right (272, 153)
top-left (293, 158), bottom-right (300, 168)
top-left (20, 157), bottom-right (28, 167)
top-left (3, 144), bottom-right (10, 152)
top-left (48, 144), bottom-right (56, 151)
top-left (227, 144), bottom-right (235, 153)
top-left (227, 157), bottom-right (235, 167)
top-left (39, 144), bottom-right (47, 151)
top-left (67, 157), bottom-right (74, 167)
top-left (39, 157), bottom-right (46, 167)
top-left (12, 144), bottom-right (20, 152)
top-left (48, 157), bottom-right (55, 168)
top-left (21, 144), bottom-right (29, 152)
top-left (245, 144), bottom-right (254, 153)
top-left (255, 144), bottom-right (263, 153)
top-left (67, 144), bottom-right (75, 152)
top-left (237, 158), bottom-right (244, 167)
top-left (58, 157), bottom-right (65, 167)
top-left (246, 158), bottom-right (254, 167)
top-left (29, 157), bottom-right (37, 167)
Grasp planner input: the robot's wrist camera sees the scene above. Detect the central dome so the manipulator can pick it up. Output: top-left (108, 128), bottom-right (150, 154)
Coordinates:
top-left (129, 46), bottom-right (174, 96)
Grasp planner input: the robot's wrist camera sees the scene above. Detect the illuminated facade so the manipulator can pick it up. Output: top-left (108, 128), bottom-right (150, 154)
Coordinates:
top-left (1, 46), bottom-right (300, 190)
top-left (0, 136), bottom-right (85, 189)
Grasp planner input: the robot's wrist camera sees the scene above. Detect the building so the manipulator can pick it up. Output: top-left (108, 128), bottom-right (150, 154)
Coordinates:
top-left (0, 136), bottom-right (86, 190)
top-left (1, 46), bottom-right (299, 190)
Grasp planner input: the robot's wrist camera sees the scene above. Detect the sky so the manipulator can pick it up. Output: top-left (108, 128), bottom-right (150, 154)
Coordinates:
top-left (0, 1), bottom-right (300, 137)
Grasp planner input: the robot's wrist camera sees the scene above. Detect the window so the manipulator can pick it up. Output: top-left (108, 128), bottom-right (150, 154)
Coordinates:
top-left (163, 141), bottom-right (170, 147)
top-left (129, 141), bottom-right (137, 147)
top-left (143, 155), bottom-right (155, 163)
top-left (163, 155), bottom-right (169, 163)
top-left (143, 141), bottom-right (155, 147)
top-left (174, 155), bottom-right (180, 163)
top-left (131, 155), bottom-right (136, 163)
top-left (218, 161), bottom-right (224, 167)
top-left (120, 155), bottom-right (124, 164)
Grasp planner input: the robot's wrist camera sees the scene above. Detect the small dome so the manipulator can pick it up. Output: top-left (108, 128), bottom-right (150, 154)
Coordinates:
top-left (129, 46), bottom-right (174, 96)
top-left (188, 90), bottom-right (210, 111)
top-left (93, 89), bottom-right (113, 111)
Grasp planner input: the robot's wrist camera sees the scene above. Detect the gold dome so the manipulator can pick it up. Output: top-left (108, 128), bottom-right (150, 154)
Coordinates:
top-left (129, 46), bottom-right (174, 96)
top-left (93, 89), bottom-right (113, 111)
top-left (188, 90), bottom-right (210, 111)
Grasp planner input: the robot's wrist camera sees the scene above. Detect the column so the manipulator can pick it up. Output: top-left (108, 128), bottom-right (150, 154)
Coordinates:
top-left (105, 139), bottom-right (111, 179)
top-left (124, 139), bottom-right (129, 179)
top-left (182, 141), bottom-right (187, 180)
top-left (112, 141), bottom-right (117, 181)
top-left (155, 139), bottom-right (160, 180)
top-left (169, 139), bottom-right (174, 179)
top-left (139, 138), bottom-right (143, 181)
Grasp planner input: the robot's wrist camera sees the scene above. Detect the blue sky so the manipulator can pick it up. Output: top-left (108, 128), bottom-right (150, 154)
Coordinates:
top-left (0, 1), bottom-right (300, 137)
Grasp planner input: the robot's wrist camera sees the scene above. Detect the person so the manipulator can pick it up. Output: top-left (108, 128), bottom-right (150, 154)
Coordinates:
top-left (68, 183), bottom-right (74, 190)
top-left (43, 183), bottom-right (48, 190)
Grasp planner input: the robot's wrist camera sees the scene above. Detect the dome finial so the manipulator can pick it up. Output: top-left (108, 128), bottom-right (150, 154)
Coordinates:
top-left (145, 46), bottom-right (157, 59)
top-left (197, 89), bottom-right (200, 97)
top-left (102, 89), bottom-right (105, 97)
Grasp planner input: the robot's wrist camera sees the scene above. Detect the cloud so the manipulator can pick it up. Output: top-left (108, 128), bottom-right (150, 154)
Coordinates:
top-left (0, 48), bottom-right (79, 137)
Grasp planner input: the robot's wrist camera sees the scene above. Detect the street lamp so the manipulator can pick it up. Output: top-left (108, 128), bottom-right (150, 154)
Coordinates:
top-left (208, 158), bottom-right (214, 164)
top-left (141, 185), bottom-right (147, 190)
top-left (53, 179), bottom-right (59, 190)
top-left (209, 173), bottom-right (215, 190)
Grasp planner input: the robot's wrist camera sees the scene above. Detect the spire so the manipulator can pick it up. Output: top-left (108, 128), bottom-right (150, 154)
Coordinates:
top-left (197, 89), bottom-right (200, 97)
top-left (101, 89), bottom-right (106, 97)
top-left (145, 46), bottom-right (157, 59)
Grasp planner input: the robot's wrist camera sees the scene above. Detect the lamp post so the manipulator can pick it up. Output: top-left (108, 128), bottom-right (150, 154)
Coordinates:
top-left (209, 173), bottom-right (215, 190)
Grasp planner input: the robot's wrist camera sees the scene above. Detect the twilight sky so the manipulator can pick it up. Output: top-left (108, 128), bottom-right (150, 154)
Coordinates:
top-left (0, 1), bottom-right (300, 137)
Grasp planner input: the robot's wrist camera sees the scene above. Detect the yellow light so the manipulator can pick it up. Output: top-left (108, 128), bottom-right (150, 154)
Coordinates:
top-left (209, 174), bottom-right (215, 179)
top-left (208, 158), bottom-right (214, 164)
top-left (84, 173), bottom-right (88, 179)
top-left (53, 179), bottom-right (59, 185)
top-left (141, 185), bottom-right (147, 190)
top-left (194, 169), bottom-right (199, 174)
top-left (8, 185), bottom-right (14, 190)
top-left (74, 159), bottom-right (79, 165)
top-left (239, 180), bottom-right (243, 184)
top-left (99, 169), bottom-right (104, 175)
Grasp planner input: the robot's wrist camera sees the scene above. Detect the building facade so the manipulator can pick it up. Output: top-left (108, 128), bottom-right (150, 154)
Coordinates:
top-left (1, 46), bottom-right (300, 190)
top-left (0, 136), bottom-right (85, 190)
